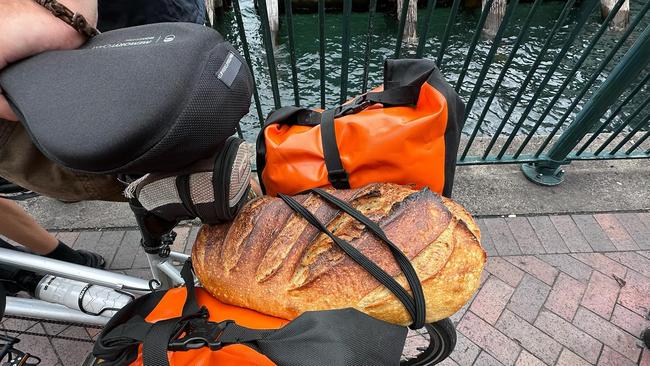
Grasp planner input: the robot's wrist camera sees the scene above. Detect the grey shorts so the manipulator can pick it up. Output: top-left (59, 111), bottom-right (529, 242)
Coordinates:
top-left (0, 119), bottom-right (125, 202)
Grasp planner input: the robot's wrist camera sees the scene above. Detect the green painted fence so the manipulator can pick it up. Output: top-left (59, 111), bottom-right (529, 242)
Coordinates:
top-left (220, 0), bottom-right (650, 186)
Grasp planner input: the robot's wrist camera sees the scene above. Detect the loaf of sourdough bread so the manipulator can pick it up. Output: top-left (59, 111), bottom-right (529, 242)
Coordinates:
top-left (192, 183), bottom-right (486, 325)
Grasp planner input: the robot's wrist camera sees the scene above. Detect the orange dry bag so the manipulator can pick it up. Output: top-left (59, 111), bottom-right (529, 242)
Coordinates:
top-left (92, 262), bottom-right (409, 365)
top-left (256, 59), bottom-right (465, 197)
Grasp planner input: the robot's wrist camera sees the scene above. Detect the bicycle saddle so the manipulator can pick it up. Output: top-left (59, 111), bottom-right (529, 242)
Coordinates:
top-left (0, 22), bottom-right (253, 174)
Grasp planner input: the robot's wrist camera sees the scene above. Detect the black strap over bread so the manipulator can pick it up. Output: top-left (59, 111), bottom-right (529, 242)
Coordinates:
top-left (279, 189), bottom-right (426, 329)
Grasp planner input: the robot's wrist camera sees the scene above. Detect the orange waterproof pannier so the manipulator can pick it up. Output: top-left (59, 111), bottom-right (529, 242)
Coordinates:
top-left (92, 263), bottom-right (409, 366)
top-left (256, 59), bottom-right (465, 197)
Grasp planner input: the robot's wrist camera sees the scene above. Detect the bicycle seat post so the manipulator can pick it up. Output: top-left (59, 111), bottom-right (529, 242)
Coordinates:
top-left (129, 198), bottom-right (178, 289)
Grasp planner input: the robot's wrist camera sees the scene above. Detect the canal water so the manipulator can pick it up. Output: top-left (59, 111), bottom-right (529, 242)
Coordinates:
top-left (214, 0), bottom-right (649, 144)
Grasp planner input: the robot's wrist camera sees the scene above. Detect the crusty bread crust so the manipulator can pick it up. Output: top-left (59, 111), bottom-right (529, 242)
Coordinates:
top-left (192, 183), bottom-right (486, 326)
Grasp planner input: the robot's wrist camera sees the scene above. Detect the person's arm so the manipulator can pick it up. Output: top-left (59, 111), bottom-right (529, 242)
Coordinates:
top-left (0, 0), bottom-right (97, 121)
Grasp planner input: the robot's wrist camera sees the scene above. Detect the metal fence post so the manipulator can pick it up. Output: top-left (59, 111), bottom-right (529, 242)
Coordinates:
top-left (521, 23), bottom-right (650, 186)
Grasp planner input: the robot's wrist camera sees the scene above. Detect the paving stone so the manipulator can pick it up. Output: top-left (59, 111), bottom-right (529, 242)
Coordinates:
top-left (1, 316), bottom-right (39, 334)
top-left (96, 230), bottom-right (125, 268)
top-left (483, 218), bottom-right (521, 256)
top-left (610, 304), bottom-right (650, 338)
top-left (571, 215), bottom-right (617, 252)
top-left (572, 307), bottom-right (642, 362)
top-left (637, 345), bottom-right (650, 366)
top-left (570, 253), bottom-right (627, 280)
top-left (581, 270), bottom-right (621, 319)
top-left (185, 225), bottom-right (201, 255)
top-left (597, 346), bottom-right (638, 366)
top-left (470, 276), bottom-right (514, 325)
top-left (51, 326), bottom-right (94, 366)
top-left (618, 269), bottom-right (650, 316)
top-left (402, 332), bottom-right (431, 360)
top-left (615, 212), bottom-right (650, 250)
top-left (170, 226), bottom-right (190, 253)
top-left (527, 216), bottom-right (570, 254)
top-left (536, 254), bottom-right (592, 283)
top-left (495, 310), bottom-right (562, 365)
top-left (10, 324), bottom-right (62, 365)
top-left (534, 310), bottom-right (602, 364)
top-left (514, 350), bottom-right (546, 366)
top-left (55, 231), bottom-right (80, 246)
top-left (450, 333), bottom-right (481, 366)
top-left (477, 219), bottom-right (499, 257)
top-left (110, 230), bottom-right (141, 270)
top-left (505, 217), bottom-right (545, 255)
top-left (70, 230), bottom-right (102, 251)
top-left (437, 358), bottom-right (460, 366)
top-left (485, 257), bottom-right (524, 287)
top-left (639, 251), bottom-right (650, 259)
top-left (555, 348), bottom-right (590, 366)
top-left (473, 351), bottom-right (505, 366)
top-left (504, 256), bottom-right (558, 286)
top-left (506, 274), bottom-right (550, 323)
top-left (548, 215), bottom-right (592, 253)
top-left (545, 272), bottom-right (585, 321)
top-left (593, 214), bottom-right (640, 251)
top-left (605, 252), bottom-right (650, 277)
top-left (457, 312), bottom-right (521, 366)
top-left (42, 322), bottom-right (69, 337)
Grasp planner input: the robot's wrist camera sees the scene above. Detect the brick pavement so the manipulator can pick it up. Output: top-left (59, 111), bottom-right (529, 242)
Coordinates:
top-left (1, 212), bottom-right (649, 365)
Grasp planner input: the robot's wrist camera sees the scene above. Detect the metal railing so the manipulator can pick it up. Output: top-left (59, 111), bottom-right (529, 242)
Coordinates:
top-left (219, 0), bottom-right (650, 185)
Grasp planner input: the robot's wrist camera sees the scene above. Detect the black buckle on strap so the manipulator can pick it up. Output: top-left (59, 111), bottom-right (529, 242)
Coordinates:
top-left (335, 95), bottom-right (370, 117)
top-left (328, 168), bottom-right (350, 189)
top-left (168, 319), bottom-right (233, 352)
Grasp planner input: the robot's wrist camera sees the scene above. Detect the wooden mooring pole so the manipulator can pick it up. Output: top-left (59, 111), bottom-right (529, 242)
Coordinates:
top-left (482, 0), bottom-right (506, 38)
top-left (397, 0), bottom-right (418, 43)
top-left (601, 0), bottom-right (630, 31)
top-left (267, 0), bottom-right (280, 41)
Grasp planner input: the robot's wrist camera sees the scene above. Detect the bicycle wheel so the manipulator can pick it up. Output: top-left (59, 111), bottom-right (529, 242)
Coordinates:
top-left (400, 318), bottom-right (457, 366)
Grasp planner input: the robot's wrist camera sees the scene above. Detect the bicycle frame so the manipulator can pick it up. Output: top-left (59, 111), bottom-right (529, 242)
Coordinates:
top-left (0, 198), bottom-right (190, 326)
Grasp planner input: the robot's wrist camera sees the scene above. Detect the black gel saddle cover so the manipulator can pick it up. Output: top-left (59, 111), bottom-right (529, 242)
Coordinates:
top-left (0, 23), bottom-right (253, 174)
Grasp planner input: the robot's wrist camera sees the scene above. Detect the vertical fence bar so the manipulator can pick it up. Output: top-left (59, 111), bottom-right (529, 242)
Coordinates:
top-left (514, 0), bottom-right (628, 152)
top-left (460, 0), bottom-right (542, 160)
top-left (495, 0), bottom-right (601, 159)
top-left (529, 0), bottom-right (650, 157)
top-left (416, 0), bottom-right (437, 58)
top-left (394, 0), bottom-right (411, 59)
top-left (454, 0), bottom-right (496, 90)
top-left (436, 0), bottom-right (461, 66)
top-left (478, 0), bottom-right (577, 159)
top-left (362, 0), bottom-right (378, 93)
top-left (611, 114), bottom-right (650, 154)
top-left (625, 129), bottom-right (650, 155)
top-left (577, 72), bottom-right (650, 155)
top-left (318, 0), bottom-right (326, 109)
top-left (256, 0), bottom-right (282, 109)
top-left (521, 23), bottom-right (650, 186)
top-left (340, 0), bottom-right (352, 104)
top-left (594, 93), bottom-right (650, 154)
top-left (283, 0), bottom-right (300, 106)
top-left (463, 0), bottom-right (519, 116)
top-left (231, 0), bottom-right (265, 127)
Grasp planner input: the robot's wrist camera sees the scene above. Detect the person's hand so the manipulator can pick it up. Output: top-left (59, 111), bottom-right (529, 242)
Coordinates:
top-left (0, 0), bottom-right (97, 121)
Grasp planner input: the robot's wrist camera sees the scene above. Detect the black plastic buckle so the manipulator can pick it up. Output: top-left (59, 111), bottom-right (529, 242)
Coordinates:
top-left (328, 168), bottom-right (350, 189)
top-left (168, 319), bottom-right (233, 352)
top-left (335, 95), bottom-right (370, 117)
